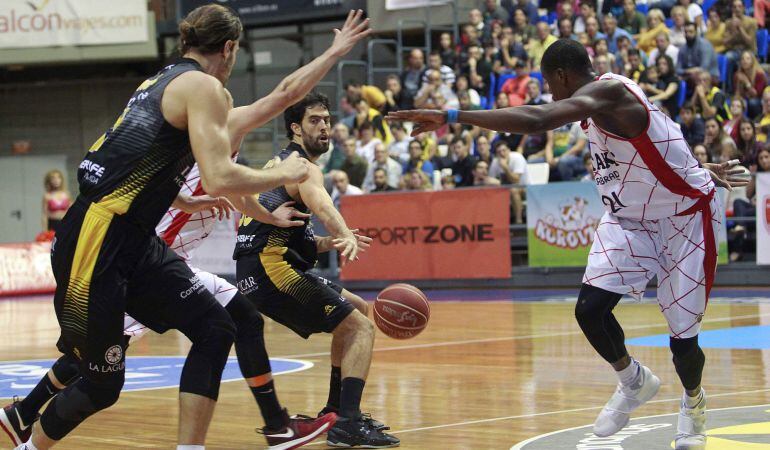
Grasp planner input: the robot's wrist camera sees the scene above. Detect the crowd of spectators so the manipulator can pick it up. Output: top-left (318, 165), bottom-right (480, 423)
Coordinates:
top-left (322, 0), bottom-right (768, 252)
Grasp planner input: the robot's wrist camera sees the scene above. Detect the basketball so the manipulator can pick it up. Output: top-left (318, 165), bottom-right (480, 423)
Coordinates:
top-left (373, 283), bottom-right (430, 339)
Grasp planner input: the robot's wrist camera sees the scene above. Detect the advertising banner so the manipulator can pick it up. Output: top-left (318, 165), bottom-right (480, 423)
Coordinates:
top-left (757, 173), bottom-right (770, 265)
top-left (0, 242), bottom-right (55, 296)
top-left (385, 0), bottom-right (452, 10)
top-left (0, 0), bottom-right (148, 49)
top-left (179, 0), bottom-right (365, 27)
top-left (340, 188), bottom-right (511, 280)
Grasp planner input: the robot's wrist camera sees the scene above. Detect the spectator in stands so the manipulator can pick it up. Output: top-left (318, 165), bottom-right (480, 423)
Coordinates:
top-left (619, 0), bottom-right (647, 34)
top-left (558, 17), bottom-right (578, 40)
top-left (518, 81), bottom-right (555, 164)
top-left (734, 50), bottom-right (767, 118)
top-left (528, 22), bottom-right (558, 70)
top-left (354, 98), bottom-right (392, 145)
top-left (388, 122), bottom-right (411, 163)
top-left (578, 33), bottom-right (596, 57)
top-left (438, 32), bottom-right (458, 70)
top-left (458, 90), bottom-right (481, 113)
top-left (723, 96), bottom-right (746, 140)
top-left (677, 102), bottom-right (706, 147)
top-left (692, 143), bottom-right (712, 164)
top-left (489, 20), bottom-right (505, 49)
top-left (455, 74), bottom-right (482, 107)
top-left (383, 74), bottom-right (414, 114)
top-left (331, 170), bottom-right (363, 209)
top-left (636, 9), bottom-right (669, 53)
top-left (575, 0), bottom-right (598, 34)
top-left (593, 38), bottom-right (618, 73)
top-left (415, 69), bottom-right (458, 109)
top-left (463, 44), bottom-right (494, 92)
top-left (472, 160), bottom-right (502, 186)
top-left (355, 121), bottom-right (383, 163)
top-left (346, 81), bottom-right (386, 111)
top-left (500, 26), bottom-right (529, 70)
top-left (724, 0), bottom-right (758, 93)
top-left (483, 0), bottom-right (510, 24)
top-left (648, 32), bottom-right (679, 67)
top-left (320, 123), bottom-right (349, 173)
top-left (441, 173), bottom-right (456, 190)
top-left (593, 54), bottom-right (612, 75)
top-left (524, 78), bottom-right (546, 105)
top-left (403, 139), bottom-right (435, 176)
top-left (468, 8), bottom-right (489, 43)
top-left (489, 141), bottom-right (528, 223)
top-left (585, 16), bottom-right (607, 43)
top-left (704, 116), bottom-right (738, 162)
top-left (370, 168), bottom-right (397, 192)
top-left (450, 137), bottom-right (477, 187)
top-left (503, 0), bottom-right (539, 24)
top-left (401, 48), bottom-right (425, 97)
top-left (495, 90), bottom-right (511, 109)
top-left (512, 8), bottom-right (537, 43)
top-left (553, 121), bottom-right (589, 180)
top-left (363, 142), bottom-right (403, 192)
top-left (43, 169), bottom-right (72, 232)
top-left (692, 68), bottom-right (732, 121)
top-left (644, 54), bottom-right (681, 117)
top-left (461, 23), bottom-right (482, 51)
top-left (677, 22), bottom-right (719, 82)
top-left (756, 89), bottom-right (770, 143)
top-left (580, 152), bottom-right (595, 181)
top-left (475, 134), bottom-right (493, 164)
top-left (624, 48), bottom-right (646, 82)
top-left (340, 136), bottom-right (368, 188)
top-left (501, 59), bottom-right (531, 106)
top-left (679, 0), bottom-right (704, 29)
top-left (423, 50), bottom-right (456, 87)
top-left (730, 146), bottom-right (770, 261)
top-left (668, 6), bottom-right (688, 47)
top-left (735, 118), bottom-right (760, 165)
top-left (403, 168), bottom-right (432, 191)
top-left (704, 9), bottom-right (727, 54)
top-left (603, 13), bottom-right (635, 54)
top-left (615, 35), bottom-right (634, 66)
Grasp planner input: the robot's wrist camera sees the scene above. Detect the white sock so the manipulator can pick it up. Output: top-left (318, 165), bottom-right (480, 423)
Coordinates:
top-left (616, 358), bottom-right (641, 388)
top-left (684, 389), bottom-right (703, 408)
top-left (16, 441), bottom-right (39, 450)
top-left (177, 446), bottom-right (205, 450)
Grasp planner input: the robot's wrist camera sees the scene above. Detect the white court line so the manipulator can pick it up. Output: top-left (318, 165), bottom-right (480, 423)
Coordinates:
top-left (306, 389), bottom-right (770, 447)
top-left (277, 311), bottom-right (770, 359)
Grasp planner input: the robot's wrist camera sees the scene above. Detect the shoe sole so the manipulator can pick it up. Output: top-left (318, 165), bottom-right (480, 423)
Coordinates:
top-left (674, 440), bottom-right (706, 450)
top-left (326, 442), bottom-right (400, 448)
top-left (268, 418), bottom-right (335, 450)
top-left (0, 408), bottom-right (22, 446)
top-left (593, 371), bottom-right (661, 437)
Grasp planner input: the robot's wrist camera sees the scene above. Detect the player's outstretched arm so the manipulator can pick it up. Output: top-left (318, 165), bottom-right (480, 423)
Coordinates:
top-left (184, 73), bottom-right (310, 196)
top-left (227, 9), bottom-right (372, 141)
top-left (297, 165), bottom-right (360, 263)
top-left (387, 81), bottom-right (621, 136)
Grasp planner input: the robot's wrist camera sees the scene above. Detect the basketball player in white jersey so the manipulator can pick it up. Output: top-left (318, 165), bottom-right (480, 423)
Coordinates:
top-left (388, 39), bottom-right (748, 449)
top-left (2, 10), bottom-right (372, 450)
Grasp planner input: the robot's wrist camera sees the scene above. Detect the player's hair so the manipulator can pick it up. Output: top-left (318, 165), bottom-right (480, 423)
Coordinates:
top-left (541, 38), bottom-right (594, 76)
top-left (283, 92), bottom-right (330, 139)
top-left (178, 4), bottom-right (242, 55)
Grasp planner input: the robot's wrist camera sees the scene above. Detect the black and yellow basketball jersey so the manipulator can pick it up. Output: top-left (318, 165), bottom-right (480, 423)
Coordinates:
top-left (234, 143), bottom-right (317, 271)
top-left (77, 58), bottom-right (203, 232)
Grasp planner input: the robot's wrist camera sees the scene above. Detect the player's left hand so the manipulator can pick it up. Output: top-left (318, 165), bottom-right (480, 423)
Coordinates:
top-left (386, 109), bottom-right (446, 136)
top-left (272, 201), bottom-right (311, 228)
top-left (188, 195), bottom-right (236, 220)
top-left (332, 234), bottom-right (360, 265)
top-left (329, 9), bottom-right (373, 58)
top-left (349, 228), bottom-right (372, 252)
top-left (704, 160), bottom-right (750, 191)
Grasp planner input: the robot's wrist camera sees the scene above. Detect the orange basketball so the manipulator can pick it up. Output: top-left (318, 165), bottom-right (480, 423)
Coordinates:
top-left (373, 283), bottom-right (430, 339)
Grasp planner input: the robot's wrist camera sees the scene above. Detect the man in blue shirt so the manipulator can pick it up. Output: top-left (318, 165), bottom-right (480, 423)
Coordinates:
top-left (602, 14), bottom-right (635, 54)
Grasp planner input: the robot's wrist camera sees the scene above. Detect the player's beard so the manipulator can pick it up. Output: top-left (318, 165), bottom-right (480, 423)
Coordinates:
top-left (302, 132), bottom-right (330, 157)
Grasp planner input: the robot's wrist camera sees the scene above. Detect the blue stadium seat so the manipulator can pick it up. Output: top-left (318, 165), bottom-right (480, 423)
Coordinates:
top-left (530, 71), bottom-right (544, 88)
top-left (758, 29), bottom-right (769, 62)
top-left (665, 18), bottom-right (674, 28)
top-left (745, 0), bottom-right (753, 14)
top-left (702, 0), bottom-right (718, 12)
top-left (487, 73), bottom-right (497, 107)
top-left (677, 80), bottom-right (687, 108)
top-left (636, 3), bottom-right (648, 14)
top-left (717, 54), bottom-right (728, 86)
top-left (496, 73), bottom-right (516, 95)
top-left (479, 96), bottom-right (489, 110)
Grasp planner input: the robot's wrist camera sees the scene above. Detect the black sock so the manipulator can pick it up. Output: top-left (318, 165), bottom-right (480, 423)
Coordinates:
top-left (251, 380), bottom-right (285, 430)
top-left (326, 366), bottom-right (342, 410)
top-left (19, 374), bottom-right (61, 425)
top-left (339, 377), bottom-right (365, 419)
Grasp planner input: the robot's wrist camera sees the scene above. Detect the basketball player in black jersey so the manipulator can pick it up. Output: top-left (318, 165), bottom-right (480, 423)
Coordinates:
top-left (8, 5), bottom-right (318, 450)
top-left (235, 93), bottom-right (400, 448)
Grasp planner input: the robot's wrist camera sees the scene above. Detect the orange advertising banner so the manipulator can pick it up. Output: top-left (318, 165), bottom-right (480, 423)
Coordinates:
top-left (340, 188), bottom-right (511, 280)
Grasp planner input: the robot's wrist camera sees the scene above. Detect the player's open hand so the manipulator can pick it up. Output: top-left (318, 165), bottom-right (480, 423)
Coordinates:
top-left (329, 9), bottom-right (373, 58)
top-left (277, 151), bottom-right (311, 184)
top-left (704, 160), bottom-right (750, 191)
top-left (386, 109), bottom-right (446, 136)
top-left (189, 195), bottom-right (235, 220)
top-left (332, 234), bottom-right (360, 265)
top-left (272, 201), bottom-right (311, 228)
top-left (349, 228), bottom-right (372, 253)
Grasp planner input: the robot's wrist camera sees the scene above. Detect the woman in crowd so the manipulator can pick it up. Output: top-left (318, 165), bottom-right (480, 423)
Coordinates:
top-left (735, 118), bottom-right (761, 166)
top-left (42, 169), bottom-right (71, 232)
top-left (692, 143), bottom-right (712, 165)
top-left (723, 96), bottom-right (746, 141)
top-left (704, 116), bottom-right (738, 163)
top-left (733, 50), bottom-right (767, 119)
top-left (636, 9), bottom-right (669, 53)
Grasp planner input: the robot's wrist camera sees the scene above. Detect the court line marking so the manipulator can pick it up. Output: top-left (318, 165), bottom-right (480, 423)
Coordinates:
top-left (277, 311), bottom-right (770, 359)
top-left (509, 402), bottom-right (770, 449)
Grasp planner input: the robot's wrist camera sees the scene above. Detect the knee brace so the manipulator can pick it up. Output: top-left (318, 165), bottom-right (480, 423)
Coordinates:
top-left (40, 376), bottom-right (123, 440)
top-left (575, 284), bottom-right (628, 364)
top-left (226, 293), bottom-right (272, 379)
top-left (51, 353), bottom-right (81, 387)
top-left (178, 304), bottom-right (236, 400)
top-left (670, 336), bottom-right (705, 391)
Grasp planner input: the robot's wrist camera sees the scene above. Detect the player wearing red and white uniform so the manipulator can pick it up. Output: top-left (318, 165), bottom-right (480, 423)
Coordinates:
top-left (390, 39), bottom-right (748, 450)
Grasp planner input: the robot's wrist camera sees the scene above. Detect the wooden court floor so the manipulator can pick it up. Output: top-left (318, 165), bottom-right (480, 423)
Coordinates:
top-left (2, 291), bottom-right (770, 449)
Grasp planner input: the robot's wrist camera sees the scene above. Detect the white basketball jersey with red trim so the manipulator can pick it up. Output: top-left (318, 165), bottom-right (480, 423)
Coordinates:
top-left (155, 156), bottom-right (236, 261)
top-left (581, 73), bottom-right (714, 220)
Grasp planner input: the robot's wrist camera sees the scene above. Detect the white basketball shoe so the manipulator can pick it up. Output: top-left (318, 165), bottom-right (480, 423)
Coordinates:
top-left (675, 389), bottom-right (706, 450)
top-left (593, 364), bottom-right (661, 437)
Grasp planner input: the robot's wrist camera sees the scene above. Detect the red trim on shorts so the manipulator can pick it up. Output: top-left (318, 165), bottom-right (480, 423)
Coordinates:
top-left (160, 181), bottom-right (207, 246)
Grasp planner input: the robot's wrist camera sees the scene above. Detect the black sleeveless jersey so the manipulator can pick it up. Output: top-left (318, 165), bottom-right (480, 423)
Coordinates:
top-left (77, 58), bottom-right (203, 232)
top-left (234, 143), bottom-right (317, 270)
